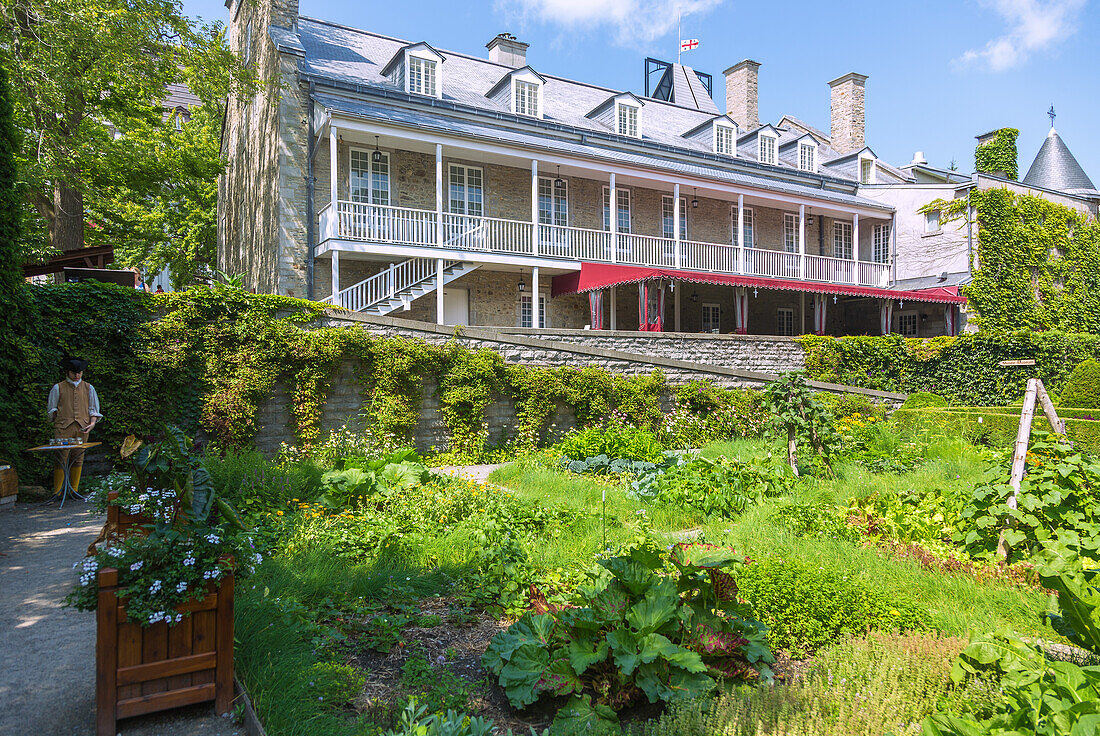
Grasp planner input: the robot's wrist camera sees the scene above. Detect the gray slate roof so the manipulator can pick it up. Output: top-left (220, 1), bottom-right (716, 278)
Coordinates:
top-left (293, 17), bottom-right (905, 189)
top-left (314, 94), bottom-right (893, 212)
top-left (1022, 128), bottom-right (1097, 193)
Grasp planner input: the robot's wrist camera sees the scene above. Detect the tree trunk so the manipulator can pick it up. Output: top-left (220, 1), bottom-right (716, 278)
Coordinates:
top-left (51, 183), bottom-right (84, 252)
top-left (787, 426), bottom-right (799, 477)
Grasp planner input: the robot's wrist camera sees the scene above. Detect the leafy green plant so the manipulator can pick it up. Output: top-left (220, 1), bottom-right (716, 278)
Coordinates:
top-left (382, 701), bottom-right (542, 736)
top-left (399, 653), bottom-right (479, 714)
top-left (1060, 358), bottom-right (1100, 409)
top-left (903, 392), bottom-right (949, 410)
top-left (762, 373), bottom-right (840, 477)
top-left (772, 501), bottom-right (858, 542)
top-left (563, 454), bottom-right (663, 477)
top-left (734, 555), bottom-right (927, 656)
top-left (955, 435), bottom-right (1100, 563)
top-left (630, 454), bottom-right (792, 519)
top-left (482, 543), bottom-right (773, 730)
top-left (319, 448), bottom-right (430, 508)
top-left (555, 417), bottom-right (665, 464)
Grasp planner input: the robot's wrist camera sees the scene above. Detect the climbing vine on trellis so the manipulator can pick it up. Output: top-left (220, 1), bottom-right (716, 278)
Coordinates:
top-left (974, 127), bottom-right (1019, 180)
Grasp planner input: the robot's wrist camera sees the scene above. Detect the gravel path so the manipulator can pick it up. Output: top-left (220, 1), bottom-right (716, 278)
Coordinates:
top-left (0, 500), bottom-right (245, 736)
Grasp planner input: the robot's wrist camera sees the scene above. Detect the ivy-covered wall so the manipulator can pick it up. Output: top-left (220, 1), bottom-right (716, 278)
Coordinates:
top-left (974, 128), bottom-right (1019, 180)
top-left (799, 331), bottom-right (1100, 405)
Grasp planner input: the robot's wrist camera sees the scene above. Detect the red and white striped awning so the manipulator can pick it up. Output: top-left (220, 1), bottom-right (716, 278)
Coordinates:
top-left (551, 263), bottom-right (966, 304)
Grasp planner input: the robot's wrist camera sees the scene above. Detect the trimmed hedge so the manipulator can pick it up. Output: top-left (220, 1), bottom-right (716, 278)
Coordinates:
top-left (893, 406), bottom-right (1100, 453)
top-left (1060, 359), bottom-right (1100, 409)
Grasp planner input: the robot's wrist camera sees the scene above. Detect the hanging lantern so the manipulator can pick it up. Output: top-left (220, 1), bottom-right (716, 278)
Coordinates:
top-left (371, 135), bottom-right (383, 164)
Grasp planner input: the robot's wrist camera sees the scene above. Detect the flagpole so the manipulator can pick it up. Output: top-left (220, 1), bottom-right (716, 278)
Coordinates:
top-left (678, 12), bottom-right (681, 64)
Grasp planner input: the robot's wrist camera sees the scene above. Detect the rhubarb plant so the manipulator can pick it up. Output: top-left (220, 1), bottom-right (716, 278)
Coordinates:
top-left (482, 543), bottom-right (773, 729)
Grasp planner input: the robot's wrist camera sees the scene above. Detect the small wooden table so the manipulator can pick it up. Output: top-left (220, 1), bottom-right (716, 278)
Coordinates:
top-left (27, 441), bottom-right (102, 508)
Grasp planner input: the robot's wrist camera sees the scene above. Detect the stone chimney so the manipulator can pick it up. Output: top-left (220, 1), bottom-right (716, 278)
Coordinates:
top-left (487, 33), bottom-right (529, 68)
top-left (829, 72), bottom-right (868, 154)
top-left (723, 60), bottom-right (760, 130)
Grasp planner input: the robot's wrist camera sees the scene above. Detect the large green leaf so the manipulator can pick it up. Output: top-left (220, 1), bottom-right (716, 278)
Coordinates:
top-left (551, 695), bottom-right (620, 734)
top-left (567, 637), bottom-right (609, 676)
top-left (607, 628), bottom-right (640, 675)
top-left (591, 581), bottom-right (630, 622)
top-left (625, 579), bottom-right (679, 635)
top-left (538, 654), bottom-right (582, 697)
top-left (600, 556), bottom-right (655, 596)
top-left (498, 643), bottom-right (549, 707)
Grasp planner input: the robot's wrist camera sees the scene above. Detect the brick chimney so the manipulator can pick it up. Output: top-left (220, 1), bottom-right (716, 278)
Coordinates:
top-left (829, 72), bottom-right (868, 154)
top-left (487, 33), bottom-right (529, 68)
top-left (723, 60), bottom-right (760, 130)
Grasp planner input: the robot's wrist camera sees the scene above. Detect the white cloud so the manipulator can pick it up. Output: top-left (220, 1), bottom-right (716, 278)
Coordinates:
top-left (959, 0), bottom-right (1086, 71)
top-left (497, 0), bottom-right (723, 46)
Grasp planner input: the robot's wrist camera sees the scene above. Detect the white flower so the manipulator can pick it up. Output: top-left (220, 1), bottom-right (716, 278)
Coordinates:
top-left (176, 581), bottom-right (188, 593)
top-left (252, 553), bottom-right (263, 565)
top-left (183, 556), bottom-right (196, 566)
top-left (149, 580), bottom-right (162, 594)
top-left (205, 534), bottom-right (220, 544)
top-left (175, 613), bottom-right (183, 623)
top-left (107, 546), bottom-right (124, 557)
top-left (130, 561), bottom-right (144, 571)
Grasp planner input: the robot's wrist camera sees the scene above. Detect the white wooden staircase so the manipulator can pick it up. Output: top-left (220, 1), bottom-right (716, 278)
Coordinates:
top-left (332, 258), bottom-right (480, 315)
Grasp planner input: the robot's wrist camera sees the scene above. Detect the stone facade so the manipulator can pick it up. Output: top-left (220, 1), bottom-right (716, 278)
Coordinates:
top-left (829, 73), bottom-right (867, 156)
top-left (723, 60), bottom-right (760, 130)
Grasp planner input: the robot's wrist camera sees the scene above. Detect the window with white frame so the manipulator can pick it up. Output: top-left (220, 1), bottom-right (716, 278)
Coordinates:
top-left (617, 103), bottom-right (639, 138)
top-left (733, 206), bottom-right (754, 247)
top-left (351, 149), bottom-right (390, 205)
top-left (925, 209), bottom-right (941, 233)
top-left (661, 196), bottom-right (688, 240)
top-left (898, 312), bottom-right (918, 337)
top-left (872, 223), bottom-right (891, 264)
top-left (799, 142), bottom-right (816, 172)
top-left (602, 187), bottom-right (631, 232)
top-left (759, 134), bottom-right (777, 165)
top-left (702, 303), bottom-right (721, 333)
top-left (777, 308), bottom-right (794, 336)
top-left (408, 56), bottom-right (438, 97)
top-left (833, 221), bottom-right (853, 260)
top-left (715, 125), bottom-right (736, 155)
top-left (783, 213), bottom-right (798, 252)
top-left (448, 164), bottom-right (483, 216)
top-left (538, 177), bottom-right (568, 225)
top-left (520, 294), bottom-right (547, 328)
top-left (514, 79), bottom-right (539, 117)
top-left (860, 156), bottom-right (874, 184)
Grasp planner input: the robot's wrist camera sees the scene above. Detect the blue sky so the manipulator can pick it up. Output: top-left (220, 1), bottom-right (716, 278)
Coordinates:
top-left (184, 0), bottom-right (1100, 180)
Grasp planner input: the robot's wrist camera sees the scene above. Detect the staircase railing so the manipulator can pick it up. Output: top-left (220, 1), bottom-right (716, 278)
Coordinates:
top-left (336, 258), bottom-right (454, 312)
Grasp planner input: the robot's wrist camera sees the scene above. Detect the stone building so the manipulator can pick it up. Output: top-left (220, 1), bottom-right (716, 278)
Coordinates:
top-left (218, 0), bottom-right (969, 337)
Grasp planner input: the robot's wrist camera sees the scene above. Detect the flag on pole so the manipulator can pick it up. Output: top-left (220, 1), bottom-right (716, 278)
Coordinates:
top-left (680, 38), bottom-right (699, 51)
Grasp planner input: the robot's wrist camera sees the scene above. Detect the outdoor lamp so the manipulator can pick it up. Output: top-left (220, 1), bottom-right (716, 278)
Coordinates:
top-left (690, 292), bottom-right (699, 303)
top-left (691, 188), bottom-right (699, 208)
top-left (371, 136), bottom-right (383, 164)
top-left (554, 165), bottom-right (565, 189)
top-left (518, 278), bottom-right (526, 292)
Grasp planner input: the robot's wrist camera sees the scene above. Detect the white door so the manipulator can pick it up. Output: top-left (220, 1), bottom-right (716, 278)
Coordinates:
top-left (442, 288), bottom-right (469, 326)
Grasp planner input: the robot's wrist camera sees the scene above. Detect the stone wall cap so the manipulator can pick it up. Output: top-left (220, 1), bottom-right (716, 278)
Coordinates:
top-left (723, 60), bottom-right (761, 75)
top-left (828, 72), bottom-right (869, 87)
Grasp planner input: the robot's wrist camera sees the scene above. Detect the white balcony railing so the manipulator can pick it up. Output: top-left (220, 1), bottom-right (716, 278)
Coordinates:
top-left (326, 201), bottom-right (893, 289)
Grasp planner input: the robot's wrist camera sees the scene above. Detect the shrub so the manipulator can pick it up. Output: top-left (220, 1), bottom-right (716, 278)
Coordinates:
top-left (630, 454), bottom-right (793, 519)
top-left (555, 417), bottom-right (665, 463)
top-left (772, 502), bottom-right (858, 542)
top-left (901, 392), bottom-right (948, 409)
top-left (305, 661), bottom-right (365, 709)
top-left (1060, 358), bottom-right (1100, 408)
top-left (734, 556), bottom-right (926, 656)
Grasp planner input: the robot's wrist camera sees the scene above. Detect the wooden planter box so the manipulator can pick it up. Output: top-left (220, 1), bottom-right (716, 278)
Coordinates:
top-left (0, 466), bottom-right (16, 512)
top-left (106, 490), bottom-right (155, 537)
top-left (95, 566), bottom-right (234, 736)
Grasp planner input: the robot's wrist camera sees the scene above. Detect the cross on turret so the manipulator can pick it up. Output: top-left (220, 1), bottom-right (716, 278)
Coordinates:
top-left (1048, 105), bottom-right (1056, 128)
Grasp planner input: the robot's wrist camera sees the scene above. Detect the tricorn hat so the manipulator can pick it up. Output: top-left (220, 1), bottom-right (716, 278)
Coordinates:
top-left (59, 357), bottom-right (88, 373)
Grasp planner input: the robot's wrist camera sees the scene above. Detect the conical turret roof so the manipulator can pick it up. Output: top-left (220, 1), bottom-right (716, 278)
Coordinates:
top-left (1022, 127), bottom-right (1096, 193)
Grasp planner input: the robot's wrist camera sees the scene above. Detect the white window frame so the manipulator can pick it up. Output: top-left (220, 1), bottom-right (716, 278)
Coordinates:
top-left (759, 132), bottom-right (778, 166)
top-left (661, 195), bottom-right (688, 240)
top-left (799, 142), bottom-right (817, 173)
top-left (602, 186), bottom-right (631, 233)
top-left (407, 53), bottom-right (440, 98)
top-left (924, 209), bottom-right (942, 234)
top-left (833, 221), bottom-right (853, 260)
top-left (520, 293), bottom-right (547, 328)
top-left (448, 164), bottom-right (483, 216)
top-left (616, 102), bottom-right (640, 138)
top-left (783, 213), bottom-right (798, 253)
top-left (732, 206), bottom-right (755, 247)
top-left (350, 148), bottom-right (391, 205)
top-left (776, 308), bottom-right (795, 336)
top-left (872, 223), bottom-right (891, 264)
top-left (714, 124), bottom-right (737, 155)
top-left (859, 154), bottom-right (876, 184)
top-left (513, 78), bottom-right (542, 118)
top-left (898, 311), bottom-right (918, 338)
top-left (702, 303), bottom-right (721, 333)
top-left (537, 176), bottom-right (568, 226)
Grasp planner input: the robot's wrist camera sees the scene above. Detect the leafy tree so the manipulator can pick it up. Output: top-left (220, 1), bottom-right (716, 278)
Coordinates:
top-left (0, 0), bottom-right (249, 283)
top-left (762, 373), bottom-right (839, 476)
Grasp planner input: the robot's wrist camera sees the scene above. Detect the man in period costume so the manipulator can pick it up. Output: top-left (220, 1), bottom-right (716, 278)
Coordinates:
top-left (46, 357), bottom-right (102, 495)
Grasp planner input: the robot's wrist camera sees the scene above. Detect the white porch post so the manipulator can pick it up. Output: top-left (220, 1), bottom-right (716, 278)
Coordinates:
top-left (610, 287), bottom-right (617, 330)
top-left (531, 159), bottom-right (539, 256)
top-left (800, 292), bottom-right (806, 335)
top-left (737, 194), bottom-right (745, 273)
top-left (329, 124), bottom-right (338, 227)
top-left (436, 258), bottom-right (445, 325)
top-left (890, 212), bottom-right (897, 286)
top-left (852, 213), bottom-right (860, 285)
top-left (435, 144), bottom-right (444, 247)
top-left (673, 183), bottom-right (681, 269)
top-left (531, 266), bottom-right (540, 329)
top-left (609, 173), bottom-right (618, 263)
top-left (331, 250), bottom-right (340, 306)
top-left (674, 281), bottom-right (681, 332)
top-left (798, 203), bottom-right (806, 278)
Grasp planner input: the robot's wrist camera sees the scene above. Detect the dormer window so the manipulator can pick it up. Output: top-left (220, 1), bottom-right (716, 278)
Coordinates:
top-left (859, 154), bottom-right (875, 184)
top-left (758, 133), bottom-right (777, 165)
top-left (799, 142), bottom-right (816, 172)
top-left (715, 125), bottom-right (736, 155)
top-left (514, 79), bottom-right (539, 117)
top-left (617, 103), bottom-right (639, 138)
top-left (409, 56), bottom-right (437, 97)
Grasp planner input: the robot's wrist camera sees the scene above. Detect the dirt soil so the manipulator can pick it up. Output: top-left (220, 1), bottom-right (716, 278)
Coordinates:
top-left (0, 500), bottom-right (244, 736)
